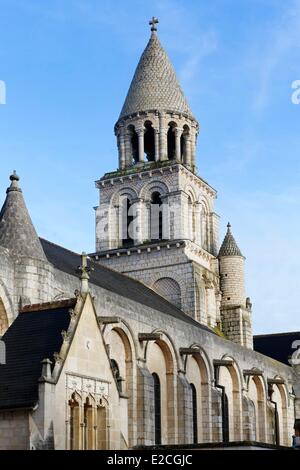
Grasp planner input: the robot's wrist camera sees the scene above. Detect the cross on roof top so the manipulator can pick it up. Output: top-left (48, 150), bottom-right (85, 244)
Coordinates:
top-left (76, 252), bottom-right (93, 293)
top-left (149, 16), bottom-right (159, 32)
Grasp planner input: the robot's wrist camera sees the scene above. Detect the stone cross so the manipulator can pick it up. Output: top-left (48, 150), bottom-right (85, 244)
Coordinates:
top-left (149, 17), bottom-right (159, 32)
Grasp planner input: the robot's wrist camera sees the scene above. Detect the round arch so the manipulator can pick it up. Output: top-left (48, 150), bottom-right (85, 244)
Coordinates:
top-left (111, 187), bottom-right (138, 207)
top-left (145, 332), bottom-right (178, 444)
top-left (139, 180), bottom-right (169, 202)
top-left (102, 321), bottom-right (137, 446)
top-left (219, 355), bottom-right (243, 441)
top-left (184, 345), bottom-right (213, 443)
top-left (247, 374), bottom-right (267, 442)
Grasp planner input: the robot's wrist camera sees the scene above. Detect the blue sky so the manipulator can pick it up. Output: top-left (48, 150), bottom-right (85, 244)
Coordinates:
top-left (0, 0), bottom-right (299, 334)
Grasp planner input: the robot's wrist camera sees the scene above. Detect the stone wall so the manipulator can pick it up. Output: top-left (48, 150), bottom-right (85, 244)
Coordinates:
top-left (0, 410), bottom-right (29, 450)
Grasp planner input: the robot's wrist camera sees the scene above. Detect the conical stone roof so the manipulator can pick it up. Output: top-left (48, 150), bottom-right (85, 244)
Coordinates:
top-left (0, 172), bottom-right (47, 261)
top-left (218, 223), bottom-right (243, 257)
top-left (119, 30), bottom-right (194, 120)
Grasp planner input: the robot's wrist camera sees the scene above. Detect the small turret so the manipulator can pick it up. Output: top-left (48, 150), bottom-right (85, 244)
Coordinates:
top-left (218, 223), bottom-right (245, 308)
top-left (0, 171), bottom-right (47, 261)
top-left (218, 223), bottom-right (253, 349)
top-left (0, 172), bottom-right (53, 311)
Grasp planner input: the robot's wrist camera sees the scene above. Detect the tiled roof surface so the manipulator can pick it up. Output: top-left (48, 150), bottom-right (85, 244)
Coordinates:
top-left (119, 31), bottom-right (193, 119)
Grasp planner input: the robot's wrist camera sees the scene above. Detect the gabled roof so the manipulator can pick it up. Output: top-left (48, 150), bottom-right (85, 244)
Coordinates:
top-left (119, 30), bottom-right (194, 120)
top-left (40, 238), bottom-right (212, 333)
top-left (254, 331), bottom-right (300, 366)
top-left (0, 300), bottom-right (75, 409)
top-left (218, 223), bottom-right (243, 257)
top-left (0, 172), bottom-right (46, 261)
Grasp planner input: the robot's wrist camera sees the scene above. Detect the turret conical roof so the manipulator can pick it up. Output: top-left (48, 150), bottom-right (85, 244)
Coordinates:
top-left (0, 172), bottom-right (47, 261)
top-left (218, 223), bottom-right (244, 257)
top-left (119, 25), bottom-right (194, 120)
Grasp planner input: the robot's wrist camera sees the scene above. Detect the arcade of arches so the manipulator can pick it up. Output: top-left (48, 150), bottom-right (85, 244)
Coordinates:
top-left (103, 326), bottom-right (292, 447)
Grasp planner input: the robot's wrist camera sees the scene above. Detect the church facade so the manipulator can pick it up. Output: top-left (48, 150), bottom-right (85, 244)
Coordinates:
top-left (0, 19), bottom-right (299, 450)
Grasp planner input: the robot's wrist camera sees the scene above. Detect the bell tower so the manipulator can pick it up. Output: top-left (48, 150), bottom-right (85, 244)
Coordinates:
top-left (114, 16), bottom-right (199, 173)
top-left (91, 18), bottom-right (252, 346)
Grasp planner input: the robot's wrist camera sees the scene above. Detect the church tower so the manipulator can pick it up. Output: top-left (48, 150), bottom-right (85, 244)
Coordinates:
top-left (218, 223), bottom-right (253, 348)
top-left (92, 18), bottom-right (252, 346)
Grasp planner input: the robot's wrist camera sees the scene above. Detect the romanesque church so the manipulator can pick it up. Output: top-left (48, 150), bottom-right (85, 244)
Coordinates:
top-left (0, 19), bottom-right (299, 450)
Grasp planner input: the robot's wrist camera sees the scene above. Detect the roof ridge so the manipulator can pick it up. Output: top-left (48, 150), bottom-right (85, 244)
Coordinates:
top-left (254, 331), bottom-right (300, 337)
top-left (40, 238), bottom-right (213, 334)
top-left (39, 237), bottom-right (81, 257)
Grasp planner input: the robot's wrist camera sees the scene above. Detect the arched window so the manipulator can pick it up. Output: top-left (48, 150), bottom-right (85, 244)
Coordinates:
top-left (69, 393), bottom-right (80, 450)
top-left (144, 121), bottom-right (155, 161)
top-left (128, 125), bottom-right (139, 164)
top-left (110, 358), bottom-right (122, 393)
top-left (121, 198), bottom-right (134, 247)
top-left (150, 191), bottom-right (163, 241)
top-left (167, 122), bottom-right (176, 160)
top-left (190, 383), bottom-right (198, 444)
top-left (152, 373), bottom-right (161, 445)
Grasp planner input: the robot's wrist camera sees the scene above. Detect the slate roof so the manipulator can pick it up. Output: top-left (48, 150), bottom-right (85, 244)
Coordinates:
top-left (218, 223), bottom-right (243, 257)
top-left (0, 300), bottom-right (75, 409)
top-left (0, 172), bottom-right (47, 261)
top-left (40, 238), bottom-right (212, 333)
top-left (254, 331), bottom-right (300, 366)
top-left (119, 30), bottom-right (194, 120)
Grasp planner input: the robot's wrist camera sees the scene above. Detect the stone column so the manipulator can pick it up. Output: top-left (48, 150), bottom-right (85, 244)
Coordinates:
top-left (190, 129), bottom-right (198, 169)
top-left (124, 132), bottom-right (132, 167)
top-left (136, 365), bottom-right (155, 445)
top-left (175, 127), bottom-right (183, 162)
top-left (185, 137), bottom-right (192, 168)
top-left (194, 202), bottom-right (202, 245)
top-left (177, 372), bottom-right (193, 444)
top-left (159, 113), bottom-right (168, 161)
top-left (137, 128), bottom-right (145, 163)
top-left (118, 131), bottom-right (126, 170)
top-left (132, 197), bottom-right (143, 245)
top-left (154, 128), bottom-right (160, 162)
